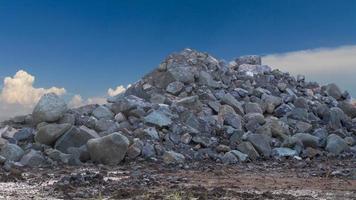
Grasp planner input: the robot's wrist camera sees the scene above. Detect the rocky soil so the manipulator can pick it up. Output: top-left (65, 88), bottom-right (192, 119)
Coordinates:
top-left (0, 48), bottom-right (356, 199)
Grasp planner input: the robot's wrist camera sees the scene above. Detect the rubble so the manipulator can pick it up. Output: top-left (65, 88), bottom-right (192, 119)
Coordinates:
top-left (0, 48), bottom-right (355, 168)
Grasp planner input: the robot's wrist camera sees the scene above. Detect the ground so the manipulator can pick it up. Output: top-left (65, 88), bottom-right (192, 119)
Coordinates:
top-left (0, 157), bottom-right (355, 200)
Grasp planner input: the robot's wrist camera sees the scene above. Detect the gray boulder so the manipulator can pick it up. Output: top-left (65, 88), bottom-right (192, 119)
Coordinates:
top-left (35, 123), bottom-right (72, 145)
top-left (0, 143), bottom-right (24, 161)
top-left (246, 134), bottom-right (271, 158)
top-left (166, 81), bottom-right (184, 95)
top-left (163, 151), bottom-right (185, 164)
top-left (324, 83), bottom-right (342, 100)
top-left (19, 150), bottom-right (48, 167)
top-left (55, 126), bottom-right (99, 153)
top-left (325, 134), bottom-right (348, 155)
top-left (293, 133), bottom-right (321, 148)
top-left (87, 132), bottom-right (130, 165)
top-left (221, 93), bottom-right (244, 115)
top-left (144, 111), bottom-right (172, 127)
top-left (92, 105), bottom-right (114, 120)
top-left (32, 93), bottom-right (67, 124)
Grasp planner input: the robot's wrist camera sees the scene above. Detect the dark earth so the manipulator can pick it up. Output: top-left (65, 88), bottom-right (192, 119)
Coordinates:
top-left (0, 156), bottom-right (355, 199)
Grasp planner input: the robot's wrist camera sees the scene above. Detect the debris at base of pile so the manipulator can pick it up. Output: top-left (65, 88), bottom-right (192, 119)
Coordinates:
top-left (0, 48), bottom-right (355, 169)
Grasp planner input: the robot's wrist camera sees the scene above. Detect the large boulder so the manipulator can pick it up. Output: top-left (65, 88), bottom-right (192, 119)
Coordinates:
top-left (35, 123), bottom-right (72, 145)
top-left (246, 134), bottom-right (271, 158)
top-left (87, 132), bottom-right (130, 165)
top-left (92, 105), bottom-right (114, 120)
top-left (54, 126), bottom-right (99, 153)
top-left (325, 134), bottom-right (348, 155)
top-left (0, 143), bottom-right (24, 161)
top-left (32, 93), bottom-right (68, 124)
top-left (20, 150), bottom-right (48, 167)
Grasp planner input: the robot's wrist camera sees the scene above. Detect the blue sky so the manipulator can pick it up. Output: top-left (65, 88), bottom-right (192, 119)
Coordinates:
top-left (0, 0), bottom-right (356, 119)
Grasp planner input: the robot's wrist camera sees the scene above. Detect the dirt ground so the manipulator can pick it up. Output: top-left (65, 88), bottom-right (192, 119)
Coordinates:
top-left (0, 156), bottom-right (355, 200)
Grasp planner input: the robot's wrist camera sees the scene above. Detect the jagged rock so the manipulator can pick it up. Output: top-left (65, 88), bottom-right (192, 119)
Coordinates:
top-left (293, 133), bottom-right (321, 148)
top-left (324, 83), bottom-right (343, 100)
top-left (92, 105), bottom-right (114, 120)
top-left (236, 142), bottom-right (260, 160)
top-left (87, 132), bottom-right (129, 165)
top-left (35, 123), bottom-right (72, 146)
top-left (142, 142), bottom-right (156, 158)
top-left (163, 151), bottom-right (185, 164)
top-left (338, 101), bottom-right (356, 118)
top-left (326, 134), bottom-right (348, 155)
top-left (19, 150), bottom-right (48, 167)
top-left (175, 95), bottom-right (203, 111)
top-left (144, 110), bottom-right (172, 127)
top-left (233, 55), bottom-right (261, 69)
top-left (221, 93), bottom-right (244, 115)
top-left (13, 128), bottom-right (35, 142)
top-left (230, 150), bottom-right (248, 162)
top-left (166, 81), bottom-right (184, 95)
top-left (45, 148), bottom-right (73, 164)
top-left (0, 143), bottom-right (24, 161)
top-left (55, 126), bottom-right (99, 153)
top-left (222, 151), bottom-right (238, 164)
top-left (244, 102), bottom-right (263, 114)
top-left (32, 93), bottom-right (68, 124)
top-left (246, 134), bottom-right (271, 158)
top-left (199, 71), bottom-right (220, 88)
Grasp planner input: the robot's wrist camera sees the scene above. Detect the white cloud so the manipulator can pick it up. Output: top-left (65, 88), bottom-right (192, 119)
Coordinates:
top-left (263, 45), bottom-right (356, 96)
top-left (0, 70), bottom-right (66, 121)
top-left (0, 70), bottom-right (66, 106)
top-left (68, 94), bottom-right (106, 108)
top-left (263, 45), bottom-right (356, 74)
top-left (107, 84), bottom-right (131, 97)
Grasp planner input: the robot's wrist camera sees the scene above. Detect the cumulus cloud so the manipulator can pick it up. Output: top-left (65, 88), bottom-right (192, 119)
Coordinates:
top-left (0, 70), bottom-right (66, 106)
top-left (107, 84), bottom-right (131, 97)
top-left (68, 94), bottom-right (106, 108)
top-left (0, 70), bottom-right (66, 121)
top-left (263, 45), bottom-right (356, 74)
top-left (263, 45), bottom-right (356, 96)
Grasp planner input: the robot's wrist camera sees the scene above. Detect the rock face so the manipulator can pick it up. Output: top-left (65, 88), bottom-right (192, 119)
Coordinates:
top-left (32, 93), bottom-right (68, 123)
top-left (87, 132), bottom-right (130, 165)
top-left (1, 48), bottom-right (356, 167)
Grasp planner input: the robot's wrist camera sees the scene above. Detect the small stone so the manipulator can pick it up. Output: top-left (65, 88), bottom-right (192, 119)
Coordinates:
top-left (216, 144), bottom-right (231, 153)
top-left (222, 152), bottom-right (238, 164)
top-left (272, 147), bottom-right (298, 157)
top-left (181, 133), bottom-right (192, 144)
top-left (244, 102), bottom-right (263, 114)
top-left (230, 150), bottom-right (248, 162)
top-left (166, 81), bottom-right (184, 95)
top-left (144, 111), bottom-right (172, 127)
top-left (163, 151), bottom-right (185, 164)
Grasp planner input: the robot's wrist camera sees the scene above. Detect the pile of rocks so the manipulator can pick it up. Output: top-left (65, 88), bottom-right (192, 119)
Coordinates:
top-left (1, 49), bottom-right (356, 168)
